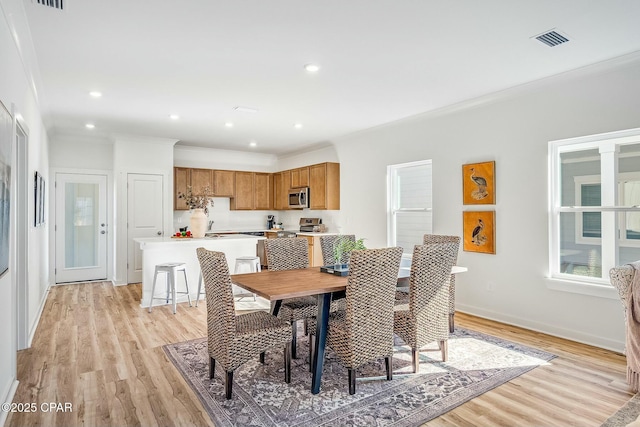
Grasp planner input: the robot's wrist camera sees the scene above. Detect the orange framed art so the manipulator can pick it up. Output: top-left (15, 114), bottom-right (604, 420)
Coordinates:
top-left (463, 210), bottom-right (495, 254)
top-left (462, 161), bottom-right (495, 205)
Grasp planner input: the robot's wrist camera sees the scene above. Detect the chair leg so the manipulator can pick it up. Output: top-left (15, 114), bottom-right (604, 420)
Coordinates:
top-left (209, 357), bottom-right (215, 379)
top-left (440, 340), bottom-right (448, 361)
top-left (225, 371), bottom-right (233, 399)
top-left (385, 356), bottom-right (393, 381)
top-left (412, 348), bottom-right (419, 373)
top-left (308, 334), bottom-right (315, 372)
top-left (284, 342), bottom-right (291, 383)
top-left (304, 318), bottom-right (308, 336)
top-left (195, 273), bottom-right (203, 307)
top-left (291, 320), bottom-right (298, 359)
top-left (260, 352), bottom-right (265, 364)
top-left (183, 269), bottom-right (192, 307)
top-left (449, 313), bottom-right (455, 333)
top-left (148, 268), bottom-right (159, 313)
top-left (348, 368), bottom-right (356, 395)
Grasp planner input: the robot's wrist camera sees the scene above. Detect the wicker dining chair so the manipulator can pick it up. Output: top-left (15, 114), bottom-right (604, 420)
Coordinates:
top-left (423, 235), bottom-right (460, 332)
top-left (264, 238), bottom-right (318, 359)
top-left (319, 234), bottom-right (356, 266)
top-left (196, 248), bottom-right (292, 399)
top-left (308, 246), bottom-right (403, 395)
top-left (394, 242), bottom-right (458, 373)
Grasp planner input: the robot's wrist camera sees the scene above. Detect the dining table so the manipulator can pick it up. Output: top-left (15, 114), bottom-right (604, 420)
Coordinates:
top-left (230, 263), bottom-right (468, 394)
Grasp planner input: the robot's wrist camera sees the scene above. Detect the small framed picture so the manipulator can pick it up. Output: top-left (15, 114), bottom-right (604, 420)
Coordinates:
top-left (462, 161), bottom-right (495, 205)
top-left (463, 210), bottom-right (495, 254)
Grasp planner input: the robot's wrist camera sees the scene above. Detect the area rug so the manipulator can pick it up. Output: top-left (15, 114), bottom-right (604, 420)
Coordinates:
top-left (163, 328), bottom-right (555, 427)
top-left (601, 394), bottom-right (640, 427)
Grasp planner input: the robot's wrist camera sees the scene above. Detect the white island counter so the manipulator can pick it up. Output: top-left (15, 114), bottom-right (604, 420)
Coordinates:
top-left (135, 234), bottom-right (265, 308)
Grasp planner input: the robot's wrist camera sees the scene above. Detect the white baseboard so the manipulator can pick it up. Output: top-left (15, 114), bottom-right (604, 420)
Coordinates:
top-left (27, 285), bottom-right (50, 348)
top-left (0, 379), bottom-right (19, 427)
top-left (456, 303), bottom-right (625, 353)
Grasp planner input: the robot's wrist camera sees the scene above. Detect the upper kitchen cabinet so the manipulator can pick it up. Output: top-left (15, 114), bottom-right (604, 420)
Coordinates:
top-left (174, 167), bottom-right (190, 210)
top-left (273, 171), bottom-right (291, 210)
top-left (213, 170), bottom-right (235, 197)
top-left (309, 162), bottom-right (340, 210)
top-left (290, 166), bottom-right (309, 188)
top-left (231, 171), bottom-right (273, 210)
top-left (190, 168), bottom-right (214, 193)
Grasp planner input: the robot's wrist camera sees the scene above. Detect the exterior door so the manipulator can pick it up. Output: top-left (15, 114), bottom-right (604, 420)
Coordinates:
top-left (55, 173), bottom-right (108, 283)
top-left (127, 173), bottom-right (163, 283)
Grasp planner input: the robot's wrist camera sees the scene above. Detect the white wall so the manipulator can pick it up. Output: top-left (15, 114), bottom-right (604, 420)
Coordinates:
top-left (330, 52), bottom-right (640, 352)
top-left (0, 0), bottom-right (50, 422)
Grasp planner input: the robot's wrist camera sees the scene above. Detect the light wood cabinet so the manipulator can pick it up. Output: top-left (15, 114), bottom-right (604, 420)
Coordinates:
top-left (254, 173), bottom-right (273, 210)
top-left (273, 171), bottom-right (291, 210)
top-left (231, 171), bottom-right (254, 210)
top-left (174, 167), bottom-right (190, 210)
top-left (190, 168), bottom-right (213, 194)
top-left (309, 162), bottom-right (340, 210)
top-left (299, 234), bottom-right (324, 267)
top-left (213, 170), bottom-right (235, 197)
top-left (290, 166), bottom-right (309, 188)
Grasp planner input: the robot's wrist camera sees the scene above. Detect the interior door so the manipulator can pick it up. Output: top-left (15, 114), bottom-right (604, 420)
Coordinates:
top-left (55, 173), bottom-right (108, 283)
top-left (127, 173), bottom-right (163, 283)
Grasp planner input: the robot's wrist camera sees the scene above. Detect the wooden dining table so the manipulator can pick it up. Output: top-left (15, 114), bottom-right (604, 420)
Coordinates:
top-left (231, 267), bottom-right (347, 394)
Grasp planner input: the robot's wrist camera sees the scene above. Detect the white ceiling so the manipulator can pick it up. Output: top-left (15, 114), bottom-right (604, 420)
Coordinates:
top-left (22, 0), bottom-right (640, 155)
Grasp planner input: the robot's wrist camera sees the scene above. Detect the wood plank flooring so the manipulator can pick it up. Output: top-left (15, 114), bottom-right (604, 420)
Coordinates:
top-left (6, 282), bottom-right (634, 427)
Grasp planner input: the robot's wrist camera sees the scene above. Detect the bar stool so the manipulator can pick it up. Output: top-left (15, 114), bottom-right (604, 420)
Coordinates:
top-left (148, 262), bottom-right (192, 314)
top-left (197, 256), bottom-right (260, 306)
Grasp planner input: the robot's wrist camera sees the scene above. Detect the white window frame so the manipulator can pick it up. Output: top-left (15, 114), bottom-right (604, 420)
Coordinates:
top-left (387, 159), bottom-right (433, 255)
top-left (548, 127), bottom-right (640, 296)
top-left (574, 172), bottom-right (640, 247)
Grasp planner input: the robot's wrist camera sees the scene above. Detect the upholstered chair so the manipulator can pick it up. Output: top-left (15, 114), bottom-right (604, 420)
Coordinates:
top-left (308, 246), bottom-right (403, 395)
top-left (423, 235), bottom-right (460, 332)
top-left (196, 248), bottom-right (292, 399)
top-left (264, 238), bottom-right (318, 358)
top-left (393, 242), bottom-right (458, 373)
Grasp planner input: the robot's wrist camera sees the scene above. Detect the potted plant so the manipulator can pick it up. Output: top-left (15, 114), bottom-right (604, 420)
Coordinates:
top-left (332, 236), bottom-right (366, 268)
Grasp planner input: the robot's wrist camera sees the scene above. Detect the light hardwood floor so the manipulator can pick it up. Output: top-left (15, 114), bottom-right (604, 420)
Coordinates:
top-left (6, 281), bottom-right (634, 427)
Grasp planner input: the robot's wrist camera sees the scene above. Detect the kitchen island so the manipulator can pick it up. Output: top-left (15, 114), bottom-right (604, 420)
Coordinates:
top-left (135, 234), bottom-right (265, 308)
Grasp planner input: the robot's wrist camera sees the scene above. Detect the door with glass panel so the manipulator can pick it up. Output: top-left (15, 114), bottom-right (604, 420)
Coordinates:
top-left (55, 173), bottom-right (108, 283)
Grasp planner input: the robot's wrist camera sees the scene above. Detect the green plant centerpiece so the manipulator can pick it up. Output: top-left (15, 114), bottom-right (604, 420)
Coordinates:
top-left (332, 235), bottom-right (366, 268)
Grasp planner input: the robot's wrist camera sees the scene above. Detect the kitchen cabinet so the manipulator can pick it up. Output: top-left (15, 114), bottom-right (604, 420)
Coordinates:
top-left (298, 235), bottom-right (324, 267)
top-left (254, 172), bottom-right (273, 210)
top-left (290, 166), bottom-right (309, 188)
top-left (213, 170), bottom-right (235, 197)
top-left (174, 167), bottom-right (190, 210)
top-left (231, 171), bottom-right (254, 210)
top-left (273, 171), bottom-right (291, 210)
top-left (190, 168), bottom-right (213, 194)
top-left (309, 162), bottom-right (340, 210)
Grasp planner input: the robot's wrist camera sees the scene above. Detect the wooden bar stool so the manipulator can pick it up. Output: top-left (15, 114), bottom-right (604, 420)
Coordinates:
top-left (148, 262), bottom-right (192, 314)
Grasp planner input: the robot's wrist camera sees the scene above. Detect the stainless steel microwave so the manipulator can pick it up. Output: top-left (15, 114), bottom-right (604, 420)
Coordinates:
top-left (288, 187), bottom-right (309, 209)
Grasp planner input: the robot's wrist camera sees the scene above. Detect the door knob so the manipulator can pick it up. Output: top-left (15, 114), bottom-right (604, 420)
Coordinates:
top-left (157, 231), bottom-right (162, 236)
top-left (100, 230), bottom-right (106, 234)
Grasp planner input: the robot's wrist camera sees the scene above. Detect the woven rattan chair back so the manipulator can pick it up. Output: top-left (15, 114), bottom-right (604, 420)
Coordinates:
top-left (319, 235), bottom-right (356, 266)
top-left (343, 246), bottom-right (403, 367)
top-left (196, 248), bottom-right (237, 364)
top-left (264, 238), bottom-right (309, 271)
top-left (423, 234), bottom-right (460, 332)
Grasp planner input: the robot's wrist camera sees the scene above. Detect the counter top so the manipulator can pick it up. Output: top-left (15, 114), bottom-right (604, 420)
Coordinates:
top-left (295, 232), bottom-right (340, 236)
top-left (135, 234), bottom-right (265, 248)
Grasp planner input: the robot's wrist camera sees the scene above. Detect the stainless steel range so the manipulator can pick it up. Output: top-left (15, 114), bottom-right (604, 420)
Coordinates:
top-left (299, 217), bottom-right (323, 232)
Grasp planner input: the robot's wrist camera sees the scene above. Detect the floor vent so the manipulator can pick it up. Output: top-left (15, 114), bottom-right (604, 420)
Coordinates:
top-left (534, 30), bottom-right (570, 47)
top-left (36, 0), bottom-right (64, 10)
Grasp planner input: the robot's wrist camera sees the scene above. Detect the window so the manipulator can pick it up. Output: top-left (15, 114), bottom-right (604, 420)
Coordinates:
top-left (387, 160), bottom-right (432, 254)
top-left (549, 128), bottom-right (640, 285)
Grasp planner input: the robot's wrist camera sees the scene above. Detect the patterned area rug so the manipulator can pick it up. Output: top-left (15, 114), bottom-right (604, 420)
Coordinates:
top-left (601, 393), bottom-right (640, 427)
top-left (163, 328), bottom-right (555, 427)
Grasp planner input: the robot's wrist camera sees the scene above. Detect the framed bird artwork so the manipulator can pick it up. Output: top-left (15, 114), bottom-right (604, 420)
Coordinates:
top-left (462, 161), bottom-right (495, 204)
top-left (463, 210), bottom-right (495, 254)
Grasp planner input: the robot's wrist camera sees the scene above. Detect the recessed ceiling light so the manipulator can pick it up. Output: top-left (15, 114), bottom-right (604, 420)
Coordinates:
top-left (89, 91), bottom-right (102, 98)
top-left (294, 123), bottom-right (303, 129)
top-left (304, 64), bottom-right (320, 73)
top-left (234, 106), bottom-right (259, 113)
top-left (225, 122), bottom-right (234, 128)
top-left (249, 141), bottom-right (257, 147)
top-left (169, 114), bottom-right (180, 120)
top-left (85, 123), bottom-right (95, 129)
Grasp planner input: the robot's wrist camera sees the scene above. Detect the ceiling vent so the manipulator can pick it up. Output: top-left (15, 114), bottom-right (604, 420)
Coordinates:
top-left (35, 0), bottom-right (64, 10)
top-left (533, 30), bottom-right (570, 47)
